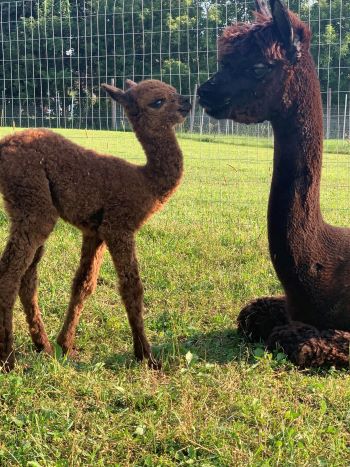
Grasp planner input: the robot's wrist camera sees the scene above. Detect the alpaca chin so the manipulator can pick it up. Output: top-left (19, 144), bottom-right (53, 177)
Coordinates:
top-left (203, 103), bottom-right (232, 120)
top-left (205, 104), bottom-right (263, 125)
top-left (232, 113), bottom-right (266, 125)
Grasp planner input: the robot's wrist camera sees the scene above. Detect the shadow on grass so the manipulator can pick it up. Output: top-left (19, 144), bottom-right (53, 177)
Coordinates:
top-left (85, 330), bottom-right (346, 377)
top-left (99, 328), bottom-right (247, 371)
top-left (17, 329), bottom-right (344, 377)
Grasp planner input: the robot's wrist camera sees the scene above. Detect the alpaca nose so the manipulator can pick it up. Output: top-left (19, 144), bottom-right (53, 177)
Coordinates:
top-left (178, 96), bottom-right (191, 115)
top-left (197, 82), bottom-right (216, 106)
top-left (181, 97), bottom-right (191, 111)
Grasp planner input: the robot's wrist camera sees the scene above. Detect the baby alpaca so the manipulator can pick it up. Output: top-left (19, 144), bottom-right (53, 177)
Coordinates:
top-left (0, 79), bottom-right (191, 371)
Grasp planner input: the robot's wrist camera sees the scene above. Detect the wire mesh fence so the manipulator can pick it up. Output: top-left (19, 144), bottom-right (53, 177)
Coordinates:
top-left (0, 0), bottom-right (350, 227)
top-left (0, 0), bottom-right (349, 136)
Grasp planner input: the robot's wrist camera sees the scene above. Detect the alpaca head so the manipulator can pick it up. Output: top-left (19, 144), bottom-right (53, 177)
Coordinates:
top-left (102, 79), bottom-right (191, 130)
top-left (197, 0), bottom-right (312, 124)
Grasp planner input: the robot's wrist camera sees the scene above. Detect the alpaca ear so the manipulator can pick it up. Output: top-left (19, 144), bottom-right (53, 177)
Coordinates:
top-left (101, 83), bottom-right (127, 104)
top-left (125, 79), bottom-right (137, 89)
top-left (255, 0), bottom-right (271, 18)
top-left (270, 0), bottom-right (294, 52)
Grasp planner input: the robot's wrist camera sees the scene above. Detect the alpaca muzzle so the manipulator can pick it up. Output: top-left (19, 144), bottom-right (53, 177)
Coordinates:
top-left (178, 98), bottom-right (191, 116)
top-left (197, 74), bottom-right (232, 115)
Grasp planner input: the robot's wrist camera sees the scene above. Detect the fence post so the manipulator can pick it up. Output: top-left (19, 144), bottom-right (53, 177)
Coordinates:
top-left (326, 87), bottom-right (331, 139)
top-left (111, 78), bottom-right (117, 130)
top-left (56, 92), bottom-right (61, 128)
top-left (0, 91), bottom-right (4, 126)
top-left (189, 83), bottom-right (197, 133)
top-left (343, 94), bottom-right (348, 140)
top-left (19, 98), bottom-right (21, 128)
top-left (71, 95), bottom-right (74, 128)
top-left (348, 92), bottom-right (350, 140)
top-left (200, 108), bottom-right (204, 135)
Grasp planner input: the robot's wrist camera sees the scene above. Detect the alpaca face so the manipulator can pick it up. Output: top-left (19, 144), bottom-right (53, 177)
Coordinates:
top-left (102, 80), bottom-right (191, 129)
top-left (198, 49), bottom-right (287, 124)
top-left (127, 80), bottom-right (191, 128)
top-left (197, 0), bottom-right (311, 124)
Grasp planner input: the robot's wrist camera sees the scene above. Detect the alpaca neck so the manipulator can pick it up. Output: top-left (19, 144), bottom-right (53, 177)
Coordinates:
top-left (133, 124), bottom-right (183, 201)
top-left (269, 60), bottom-right (324, 274)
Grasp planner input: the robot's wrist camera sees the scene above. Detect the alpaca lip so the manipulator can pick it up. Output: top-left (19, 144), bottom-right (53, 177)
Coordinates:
top-left (198, 95), bottom-right (232, 115)
top-left (202, 101), bottom-right (232, 119)
top-left (197, 96), bottom-right (211, 109)
top-left (178, 105), bottom-right (191, 116)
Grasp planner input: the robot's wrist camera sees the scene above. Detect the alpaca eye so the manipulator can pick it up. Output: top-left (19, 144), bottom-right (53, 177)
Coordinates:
top-left (252, 63), bottom-right (270, 79)
top-left (149, 99), bottom-right (165, 109)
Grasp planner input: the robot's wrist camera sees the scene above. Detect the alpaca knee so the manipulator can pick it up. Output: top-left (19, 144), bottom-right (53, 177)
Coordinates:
top-left (72, 273), bottom-right (97, 300)
top-left (237, 296), bottom-right (289, 343)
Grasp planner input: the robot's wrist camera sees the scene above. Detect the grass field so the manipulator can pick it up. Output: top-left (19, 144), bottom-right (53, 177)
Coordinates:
top-left (0, 126), bottom-right (349, 465)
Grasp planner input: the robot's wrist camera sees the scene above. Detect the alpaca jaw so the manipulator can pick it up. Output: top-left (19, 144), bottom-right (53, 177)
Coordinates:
top-left (198, 81), bottom-right (273, 124)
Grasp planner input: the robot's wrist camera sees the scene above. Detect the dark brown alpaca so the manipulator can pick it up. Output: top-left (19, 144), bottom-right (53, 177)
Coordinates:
top-left (198, 0), bottom-right (350, 368)
top-left (0, 79), bottom-right (190, 371)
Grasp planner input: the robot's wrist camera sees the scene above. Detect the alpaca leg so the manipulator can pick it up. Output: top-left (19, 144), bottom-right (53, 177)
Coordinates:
top-left (106, 234), bottom-right (159, 369)
top-left (0, 234), bottom-right (49, 371)
top-left (267, 323), bottom-right (350, 368)
top-left (237, 296), bottom-right (290, 343)
top-left (19, 245), bottom-right (52, 353)
top-left (57, 235), bottom-right (106, 354)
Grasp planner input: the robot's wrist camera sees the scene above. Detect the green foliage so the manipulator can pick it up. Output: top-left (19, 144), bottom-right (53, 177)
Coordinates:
top-left (2, 0), bottom-right (349, 129)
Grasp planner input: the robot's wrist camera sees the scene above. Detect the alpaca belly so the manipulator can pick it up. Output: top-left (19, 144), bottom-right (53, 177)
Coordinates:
top-left (77, 208), bottom-right (105, 232)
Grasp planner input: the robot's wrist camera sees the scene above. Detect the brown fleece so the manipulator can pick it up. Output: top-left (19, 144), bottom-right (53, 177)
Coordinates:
top-left (198, 0), bottom-right (350, 368)
top-left (0, 79), bottom-right (190, 371)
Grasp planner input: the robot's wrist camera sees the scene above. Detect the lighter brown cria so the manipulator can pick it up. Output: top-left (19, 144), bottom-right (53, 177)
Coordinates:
top-left (0, 79), bottom-right (190, 371)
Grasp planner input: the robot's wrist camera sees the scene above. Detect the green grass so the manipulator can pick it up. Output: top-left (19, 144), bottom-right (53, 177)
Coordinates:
top-left (180, 131), bottom-right (350, 155)
top-left (0, 126), bottom-right (349, 465)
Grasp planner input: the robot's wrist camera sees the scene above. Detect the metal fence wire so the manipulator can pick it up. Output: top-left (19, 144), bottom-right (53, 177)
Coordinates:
top-left (0, 0), bottom-right (349, 139)
top-left (0, 0), bottom-right (350, 229)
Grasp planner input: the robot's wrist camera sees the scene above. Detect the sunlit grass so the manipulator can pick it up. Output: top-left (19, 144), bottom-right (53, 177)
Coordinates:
top-left (0, 126), bottom-right (349, 465)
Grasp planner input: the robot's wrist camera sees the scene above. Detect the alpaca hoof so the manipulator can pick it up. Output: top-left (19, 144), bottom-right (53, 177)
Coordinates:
top-left (56, 334), bottom-right (77, 356)
top-left (267, 322), bottom-right (350, 368)
top-left (237, 296), bottom-right (289, 343)
top-left (56, 340), bottom-right (78, 358)
top-left (62, 346), bottom-right (79, 358)
top-left (135, 351), bottom-right (162, 370)
top-left (148, 356), bottom-right (162, 370)
top-left (35, 342), bottom-right (53, 355)
top-left (0, 353), bottom-right (15, 372)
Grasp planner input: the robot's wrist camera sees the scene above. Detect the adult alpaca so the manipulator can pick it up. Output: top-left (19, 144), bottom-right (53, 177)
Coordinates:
top-left (198, 0), bottom-right (350, 367)
top-left (0, 79), bottom-right (190, 371)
